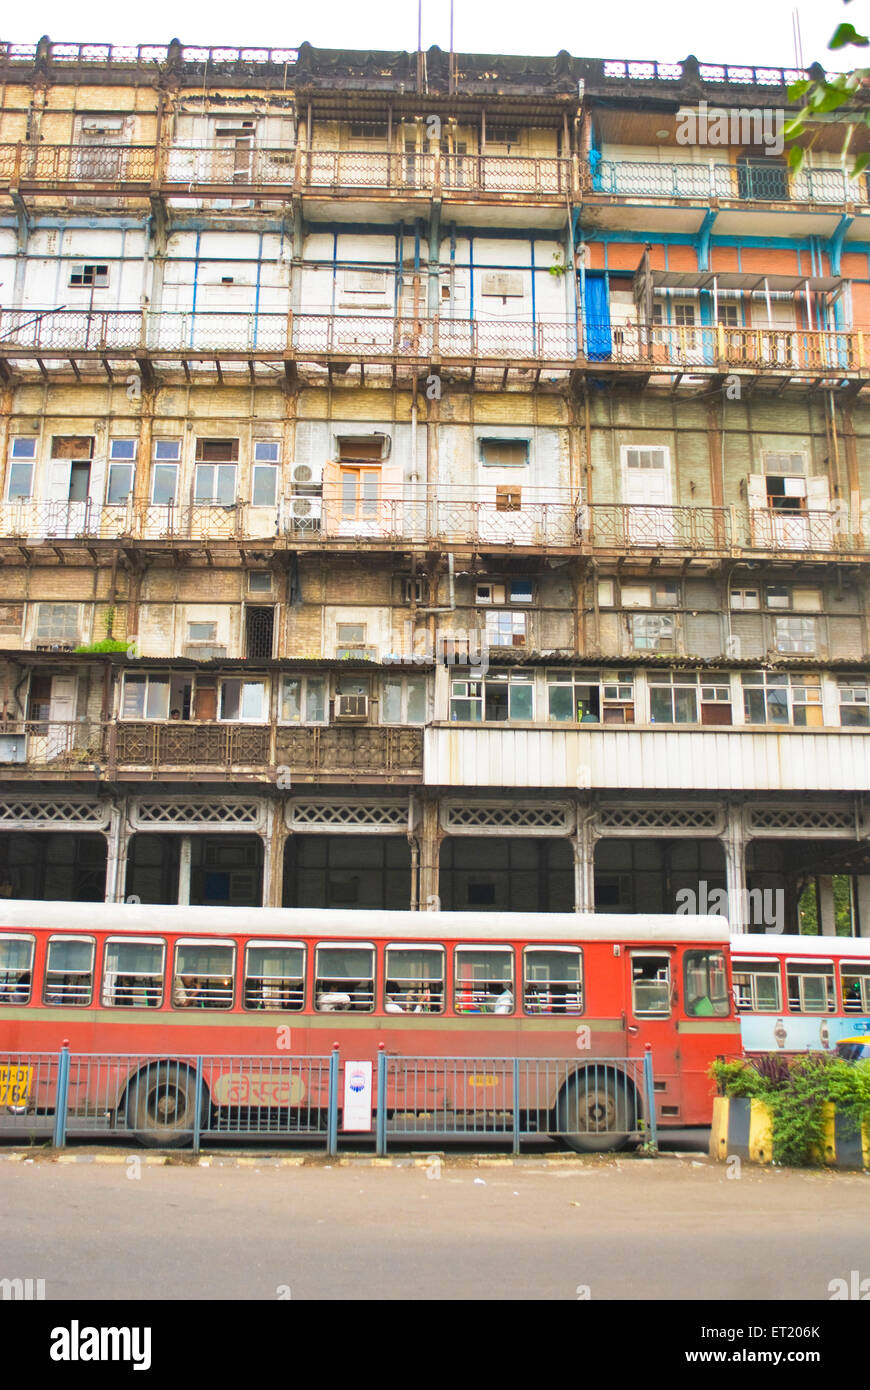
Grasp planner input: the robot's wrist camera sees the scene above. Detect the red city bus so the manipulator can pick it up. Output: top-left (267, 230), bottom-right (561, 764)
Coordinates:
top-left (0, 900), bottom-right (738, 1149)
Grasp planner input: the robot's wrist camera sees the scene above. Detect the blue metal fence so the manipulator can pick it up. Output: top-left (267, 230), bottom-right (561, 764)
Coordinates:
top-left (0, 1047), bottom-right (658, 1155)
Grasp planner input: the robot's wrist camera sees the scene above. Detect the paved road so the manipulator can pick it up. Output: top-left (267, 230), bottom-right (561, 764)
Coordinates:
top-left (3, 1152), bottom-right (869, 1299)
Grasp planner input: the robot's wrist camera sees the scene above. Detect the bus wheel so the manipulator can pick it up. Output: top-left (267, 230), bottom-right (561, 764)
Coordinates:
top-left (554, 1072), bottom-right (632, 1154)
top-left (125, 1064), bottom-right (205, 1149)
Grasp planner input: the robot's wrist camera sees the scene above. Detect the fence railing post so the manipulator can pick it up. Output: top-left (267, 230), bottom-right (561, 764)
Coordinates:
top-left (53, 1041), bottom-right (71, 1149)
top-left (376, 1045), bottom-right (387, 1157)
top-left (327, 1046), bottom-right (339, 1156)
top-left (192, 1058), bottom-right (204, 1155)
top-left (512, 1058), bottom-right (521, 1155)
top-left (642, 1044), bottom-right (658, 1154)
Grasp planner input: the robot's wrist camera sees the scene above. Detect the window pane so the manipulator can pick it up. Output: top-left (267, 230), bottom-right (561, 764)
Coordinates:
top-left (106, 463), bottom-right (134, 504)
top-left (454, 948), bottom-right (514, 1013)
top-left (109, 439), bottom-right (137, 461)
top-left (281, 679), bottom-right (302, 722)
top-left (252, 465), bottom-right (278, 506)
top-left (240, 683), bottom-right (265, 720)
top-left (45, 938), bottom-right (94, 1005)
top-left (220, 681), bottom-right (241, 720)
top-left (549, 685), bottom-right (574, 721)
top-left (152, 465), bottom-right (177, 505)
top-left (122, 676), bottom-right (146, 719)
top-left (173, 945), bottom-right (234, 1009)
top-left (523, 948), bottom-right (582, 1014)
top-left (144, 677), bottom-right (170, 720)
top-left (631, 954), bottom-right (671, 1017)
top-left (305, 679), bottom-right (326, 722)
top-left (103, 941), bottom-right (164, 1007)
top-left (0, 937), bottom-right (33, 1003)
top-left (384, 947), bottom-right (444, 1013)
top-left (194, 465), bottom-right (214, 502)
top-left (649, 688), bottom-right (673, 723)
top-left (244, 945), bottom-right (305, 1011)
top-left (315, 945), bottom-right (374, 1011)
top-left (674, 687), bottom-right (698, 723)
top-left (406, 677), bottom-right (426, 723)
top-left (382, 679), bottom-right (402, 723)
top-left (509, 681), bottom-right (533, 720)
top-left (684, 950), bottom-right (730, 1016)
top-left (8, 463), bottom-right (33, 499)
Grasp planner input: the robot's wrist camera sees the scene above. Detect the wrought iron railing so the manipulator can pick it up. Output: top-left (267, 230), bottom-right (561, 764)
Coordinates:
top-left (589, 159), bottom-right (866, 205)
top-left (1, 307), bottom-right (864, 374)
top-left (0, 496), bottom-right (864, 555)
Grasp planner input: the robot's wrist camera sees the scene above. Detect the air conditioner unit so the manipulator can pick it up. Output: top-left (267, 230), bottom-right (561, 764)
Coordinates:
top-left (335, 694), bottom-right (369, 720)
top-left (289, 495), bottom-right (322, 530)
top-left (291, 462), bottom-right (323, 488)
top-left (182, 643), bottom-right (228, 660)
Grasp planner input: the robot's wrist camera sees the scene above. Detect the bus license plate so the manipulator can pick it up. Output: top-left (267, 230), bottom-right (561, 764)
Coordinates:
top-left (0, 1066), bottom-right (32, 1106)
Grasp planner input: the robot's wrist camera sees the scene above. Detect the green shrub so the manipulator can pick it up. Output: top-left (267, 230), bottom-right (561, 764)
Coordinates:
top-left (711, 1053), bottom-right (870, 1167)
top-left (74, 638), bottom-right (128, 653)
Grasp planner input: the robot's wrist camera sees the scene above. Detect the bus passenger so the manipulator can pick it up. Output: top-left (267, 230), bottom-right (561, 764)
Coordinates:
top-left (317, 983), bottom-right (351, 1012)
top-left (491, 982), bottom-right (513, 1014)
top-left (173, 974), bottom-right (201, 1008)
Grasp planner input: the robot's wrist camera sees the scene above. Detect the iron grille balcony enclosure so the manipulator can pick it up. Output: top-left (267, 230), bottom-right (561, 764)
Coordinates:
top-left (0, 308), bottom-right (867, 378)
top-left (0, 495), bottom-right (865, 557)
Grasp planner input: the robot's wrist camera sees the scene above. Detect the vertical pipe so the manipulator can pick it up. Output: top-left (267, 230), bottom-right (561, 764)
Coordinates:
top-left (376, 1045), bottom-right (387, 1155)
top-left (512, 1057), bottom-right (520, 1154)
top-left (327, 1046), bottom-right (339, 1155)
top-left (193, 1058), bottom-right (204, 1154)
top-left (53, 1042), bottom-right (71, 1148)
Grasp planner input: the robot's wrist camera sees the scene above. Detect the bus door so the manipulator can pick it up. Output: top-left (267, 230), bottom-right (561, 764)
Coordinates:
top-left (625, 948), bottom-right (675, 1089)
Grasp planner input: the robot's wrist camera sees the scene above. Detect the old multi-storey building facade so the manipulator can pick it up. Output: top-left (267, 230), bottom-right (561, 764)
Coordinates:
top-left (0, 38), bottom-right (869, 932)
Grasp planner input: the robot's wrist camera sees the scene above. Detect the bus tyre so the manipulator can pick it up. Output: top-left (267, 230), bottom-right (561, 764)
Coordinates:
top-left (126, 1064), bottom-right (205, 1149)
top-left (554, 1072), bottom-right (631, 1154)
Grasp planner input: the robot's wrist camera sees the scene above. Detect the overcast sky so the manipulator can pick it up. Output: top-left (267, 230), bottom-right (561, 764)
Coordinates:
top-left (5, 0), bottom-right (869, 69)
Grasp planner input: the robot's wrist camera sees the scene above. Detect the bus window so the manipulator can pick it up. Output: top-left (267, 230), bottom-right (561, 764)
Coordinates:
top-left (786, 960), bottom-right (835, 1014)
top-left (0, 935), bottom-right (34, 1004)
top-left (732, 960), bottom-right (782, 1012)
top-left (631, 954), bottom-right (671, 1018)
top-left (102, 939), bottom-right (165, 1007)
top-left (172, 942), bottom-right (235, 1010)
top-left (840, 961), bottom-right (870, 1013)
top-left (315, 944), bottom-right (374, 1012)
top-left (384, 945), bottom-right (444, 1014)
top-left (683, 950), bottom-right (730, 1017)
top-left (44, 936), bottom-right (95, 1006)
top-left (244, 942), bottom-right (305, 1011)
top-left (523, 947), bottom-right (583, 1015)
top-left (454, 947), bottom-right (514, 1014)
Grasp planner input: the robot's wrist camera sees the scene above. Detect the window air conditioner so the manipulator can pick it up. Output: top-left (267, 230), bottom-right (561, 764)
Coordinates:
top-left (335, 694), bottom-right (369, 720)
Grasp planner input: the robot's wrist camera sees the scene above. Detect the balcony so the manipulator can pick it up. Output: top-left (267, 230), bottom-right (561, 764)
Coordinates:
top-left (0, 719), bottom-right (423, 782)
top-left (425, 725), bottom-right (870, 793)
top-left (2, 135), bottom-right (866, 210)
top-left (0, 308), bottom-right (867, 386)
top-left (0, 496), bottom-right (867, 560)
top-left (586, 160), bottom-right (867, 207)
top-left (0, 142), bottom-right (575, 203)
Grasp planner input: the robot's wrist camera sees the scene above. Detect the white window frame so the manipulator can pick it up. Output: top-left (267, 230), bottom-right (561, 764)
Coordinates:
top-left (279, 674), bottom-right (328, 725)
top-left (381, 673), bottom-right (427, 725)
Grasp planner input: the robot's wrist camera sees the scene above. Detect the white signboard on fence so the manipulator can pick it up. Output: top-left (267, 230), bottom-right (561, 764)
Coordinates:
top-left (342, 1060), bottom-right (373, 1132)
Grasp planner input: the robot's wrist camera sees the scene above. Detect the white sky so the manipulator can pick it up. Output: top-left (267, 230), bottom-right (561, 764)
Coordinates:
top-left (5, 0), bottom-right (870, 69)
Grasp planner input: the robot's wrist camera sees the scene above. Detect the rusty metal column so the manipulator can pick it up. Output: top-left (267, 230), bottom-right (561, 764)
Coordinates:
top-left (263, 799), bottom-right (290, 908)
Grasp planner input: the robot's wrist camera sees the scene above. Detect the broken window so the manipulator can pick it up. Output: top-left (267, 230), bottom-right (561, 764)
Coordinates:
top-left (69, 264), bottom-right (109, 288)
